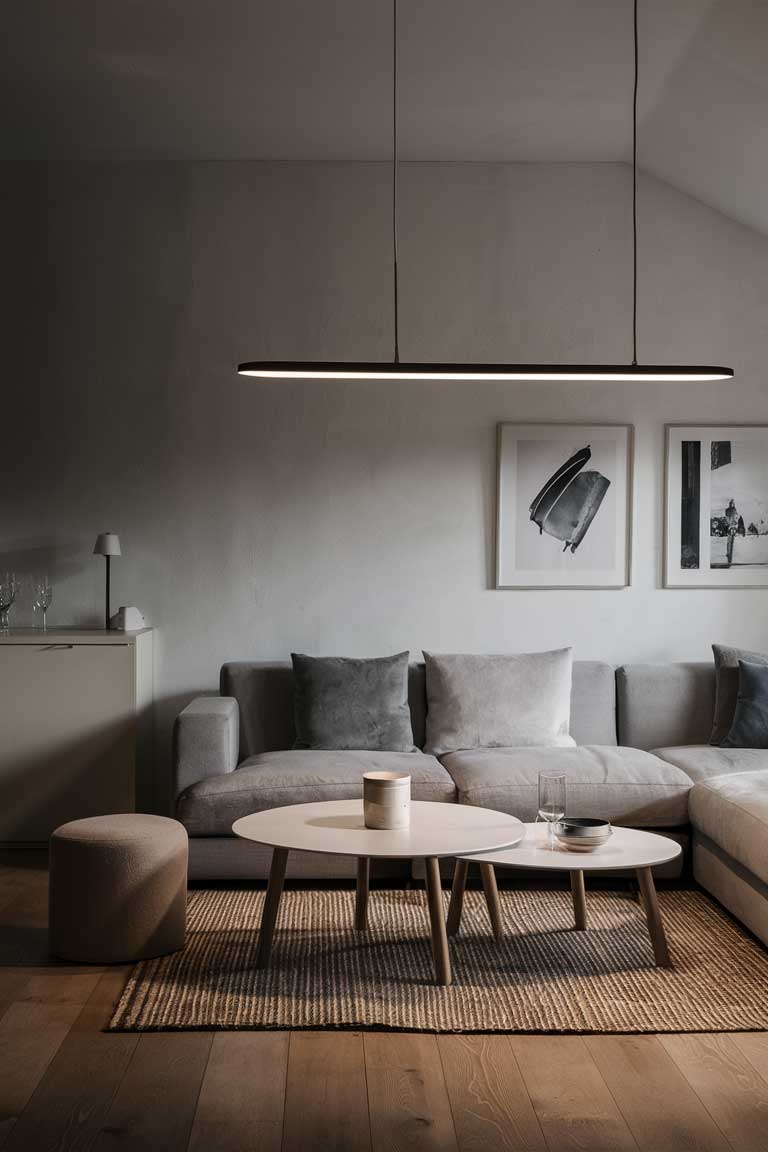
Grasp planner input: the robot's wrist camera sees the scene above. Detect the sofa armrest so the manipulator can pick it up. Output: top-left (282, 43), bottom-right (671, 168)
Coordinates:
top-left (173, 696), bottom-right (239, 800)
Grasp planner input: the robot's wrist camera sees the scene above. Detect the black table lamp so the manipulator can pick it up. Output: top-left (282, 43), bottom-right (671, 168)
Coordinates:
top-left (93, 533), bottom-right (121, 629)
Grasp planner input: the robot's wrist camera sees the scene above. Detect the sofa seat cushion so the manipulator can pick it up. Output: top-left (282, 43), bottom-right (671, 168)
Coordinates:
top-left (690, 771), bottom-right (768, 887)
top-left (177, 750), bottom-right (455, 836)
top-left (440, 745), bottom-right (691, 826)
top-left (653, 745), bottom-right (768, 784)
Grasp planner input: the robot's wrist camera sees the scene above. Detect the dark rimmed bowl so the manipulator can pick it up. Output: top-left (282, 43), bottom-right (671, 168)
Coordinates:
top-left (554, 817), bottom-right (611, 837)
top-left (552, 817), bottom-right (612, 851)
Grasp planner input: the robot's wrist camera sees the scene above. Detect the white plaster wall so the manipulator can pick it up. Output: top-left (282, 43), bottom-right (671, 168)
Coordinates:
top-left (4, 160), bottom-right (768, 808)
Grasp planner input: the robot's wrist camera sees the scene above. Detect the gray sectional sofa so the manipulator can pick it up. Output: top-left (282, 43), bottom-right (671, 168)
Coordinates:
top-left (173, 659), bottom-right (768, 946)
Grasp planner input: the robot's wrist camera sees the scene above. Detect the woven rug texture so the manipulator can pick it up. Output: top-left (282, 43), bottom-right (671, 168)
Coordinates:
top-left (109, 886), bottom-right (768, 1033)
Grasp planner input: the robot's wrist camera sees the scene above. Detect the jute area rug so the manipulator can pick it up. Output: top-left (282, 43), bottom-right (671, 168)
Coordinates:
top-left (109, 886), bottom-right (768, 1034)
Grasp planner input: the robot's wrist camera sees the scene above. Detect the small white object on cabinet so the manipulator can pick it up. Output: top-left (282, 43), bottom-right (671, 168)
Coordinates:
top-left (109, 606), bottom-right (146, 632)
top-left (0, 628), bottom-right (153, 841)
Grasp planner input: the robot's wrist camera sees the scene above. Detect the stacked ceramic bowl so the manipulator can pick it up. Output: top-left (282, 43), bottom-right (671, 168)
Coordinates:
top-left (552, 817), bottom-right (612, 852)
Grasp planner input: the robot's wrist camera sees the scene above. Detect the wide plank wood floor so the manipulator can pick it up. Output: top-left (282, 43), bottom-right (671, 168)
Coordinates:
top-left (1, 854), bottom-right (767, 1151)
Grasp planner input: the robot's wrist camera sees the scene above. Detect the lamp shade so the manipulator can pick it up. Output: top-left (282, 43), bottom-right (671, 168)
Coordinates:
top-left (93, 533), bottom-right (122, 557)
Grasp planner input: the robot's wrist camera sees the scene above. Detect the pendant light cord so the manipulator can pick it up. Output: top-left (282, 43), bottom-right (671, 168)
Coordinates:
top-left (392, 0), bottom-right (400, 363)
top-left (632, 0), bottom-right (638, 365)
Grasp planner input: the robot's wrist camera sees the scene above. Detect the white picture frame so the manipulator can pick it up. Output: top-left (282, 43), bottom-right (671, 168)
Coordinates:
top-left (665, 424), bottom-right (768, 588)
top-left (496, 423), bottom-right (633, 589)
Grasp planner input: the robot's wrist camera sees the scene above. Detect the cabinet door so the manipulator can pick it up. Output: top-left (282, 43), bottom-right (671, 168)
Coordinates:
top-left (0, 643), bottom-right (135, 840)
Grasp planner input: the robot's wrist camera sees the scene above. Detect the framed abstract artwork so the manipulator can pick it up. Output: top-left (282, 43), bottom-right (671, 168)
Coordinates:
top-left (496, 423), bottom-right (633, 589)
top-left (665, 425), bottom-right (768, 587)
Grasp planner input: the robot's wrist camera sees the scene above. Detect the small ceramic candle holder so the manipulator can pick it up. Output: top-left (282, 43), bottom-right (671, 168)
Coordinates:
top-left (363, 771), bottom-right (411, 830)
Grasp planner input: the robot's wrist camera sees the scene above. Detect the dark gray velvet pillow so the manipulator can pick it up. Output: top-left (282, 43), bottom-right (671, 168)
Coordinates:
top-left (711, 644), bottom-right (768, 744)
top-left (291, 652), bottom-right (416, 752)
top-left (722, 661), bottom-right (768, 749)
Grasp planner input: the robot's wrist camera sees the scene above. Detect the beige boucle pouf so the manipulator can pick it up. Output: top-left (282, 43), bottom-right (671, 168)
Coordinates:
top-left (49, 814), bottom-right (187, 963)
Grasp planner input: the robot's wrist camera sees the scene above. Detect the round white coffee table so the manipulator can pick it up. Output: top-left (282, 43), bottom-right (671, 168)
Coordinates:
top-left (233, 800), bottom-right (524, 986)
top-left (450, 823), bottom-right (682, 967)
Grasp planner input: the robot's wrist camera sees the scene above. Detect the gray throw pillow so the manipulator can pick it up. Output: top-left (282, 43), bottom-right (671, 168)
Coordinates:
top-left (722, 661), bottom-right (768, 749)
top-left (424, 648), bottom-right (576, 756)
top-left (291, 652), bottom-right (416, 752)
top-left (711, 644), bottom-right (768, 744)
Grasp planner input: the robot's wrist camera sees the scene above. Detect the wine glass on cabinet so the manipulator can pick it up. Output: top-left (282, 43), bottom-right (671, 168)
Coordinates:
top-left (32, 577), bottom-right (53, 632)
top-left (0, 573), bottom-right (19, 631)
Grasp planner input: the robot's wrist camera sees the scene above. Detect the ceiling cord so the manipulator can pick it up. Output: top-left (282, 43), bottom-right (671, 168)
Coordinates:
top-left (632, 0), bottom-right (638, 365)
top-left (392, 0), bottom-right (400, 364)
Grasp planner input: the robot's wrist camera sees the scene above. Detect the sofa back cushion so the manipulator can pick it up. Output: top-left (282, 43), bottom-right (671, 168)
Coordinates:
top-left (221, 659), bottom-right (616, 760)
top-left (570, 661), bottom-right (617, 746)
top-left (617, 663), bottom-right (715, 750)
top-left (423, 649), bottom-right (576, 755)
top-left (291, 651), bottom-right (415, 752)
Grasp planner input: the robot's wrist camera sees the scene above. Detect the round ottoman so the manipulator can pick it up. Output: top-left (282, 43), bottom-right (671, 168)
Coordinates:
top-left (49, 814), bottom-right (188, 963)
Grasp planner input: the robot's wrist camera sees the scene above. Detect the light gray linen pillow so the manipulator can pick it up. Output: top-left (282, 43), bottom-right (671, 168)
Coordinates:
top-left (291, 652), bottom-right (416, 752)
top-left (711, 643), bottom-right (768, 744)
top-left (424, 648), bottom-right (576, 756)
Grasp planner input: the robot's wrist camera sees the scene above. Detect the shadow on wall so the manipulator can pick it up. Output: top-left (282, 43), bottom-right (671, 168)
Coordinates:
top-left (0, 538), bottom-right (93, 626)
top-left (0, 538), bottom-right (85, 583)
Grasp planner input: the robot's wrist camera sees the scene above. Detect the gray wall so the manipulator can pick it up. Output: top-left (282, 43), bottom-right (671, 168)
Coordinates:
top-left (5, 159), bottom-right (768, 809)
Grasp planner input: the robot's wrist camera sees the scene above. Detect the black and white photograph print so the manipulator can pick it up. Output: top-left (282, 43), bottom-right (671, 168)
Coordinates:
top-left (666, 425), bottom-right (768, 587)
top-left (496, 424), bottom-right (632, 588)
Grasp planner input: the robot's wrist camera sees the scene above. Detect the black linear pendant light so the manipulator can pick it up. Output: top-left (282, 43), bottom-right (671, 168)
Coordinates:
top-left (238, 0), bottom-right (732, 383)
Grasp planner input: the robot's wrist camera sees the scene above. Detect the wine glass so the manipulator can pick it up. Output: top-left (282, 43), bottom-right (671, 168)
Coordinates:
top-left (32, 577), bottom-right (53, 632)
top-left (538, 772), bottom-right (566, 850)
top-left (0, 573), bottom-right (19, 631)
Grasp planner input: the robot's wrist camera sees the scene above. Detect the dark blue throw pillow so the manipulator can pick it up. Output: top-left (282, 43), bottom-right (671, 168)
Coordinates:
top-left (721, 660), bottom-right (768, 749)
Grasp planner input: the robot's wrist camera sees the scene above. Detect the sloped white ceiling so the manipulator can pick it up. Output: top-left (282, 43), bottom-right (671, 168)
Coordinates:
top-left (4, 0), bottom-right (766, 231)
top-left (639, 0), bottom-right (768, 235)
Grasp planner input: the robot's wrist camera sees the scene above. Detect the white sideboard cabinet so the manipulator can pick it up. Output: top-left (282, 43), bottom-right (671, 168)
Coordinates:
top-left (0, 629), bottom-right (153, 841)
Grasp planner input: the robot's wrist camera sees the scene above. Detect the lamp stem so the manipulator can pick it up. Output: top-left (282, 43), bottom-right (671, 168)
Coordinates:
top-left (105, 554), bottom-right (111, 630)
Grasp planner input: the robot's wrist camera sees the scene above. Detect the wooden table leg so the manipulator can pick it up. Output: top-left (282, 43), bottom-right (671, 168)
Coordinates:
top-left (355, 856), bottom-right (370, 931)
top-left (637, 866), bottom-right (671, 967)
top-left (447, 858), bottom-right (469, 936)
top-left (256, 847), bottom-right (289, 968)
top-left (480, 863), bottom-right (504, 939)
top-left (570, 869), bottom-right (587, 931)
top-left (424, 856), bottom-right (452, 986)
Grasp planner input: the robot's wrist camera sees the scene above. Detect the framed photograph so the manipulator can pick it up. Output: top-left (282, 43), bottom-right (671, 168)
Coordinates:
top-left (665, 425), bottom-right (768, 588)
top-left (496, 423), bottom-right (633, 589)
